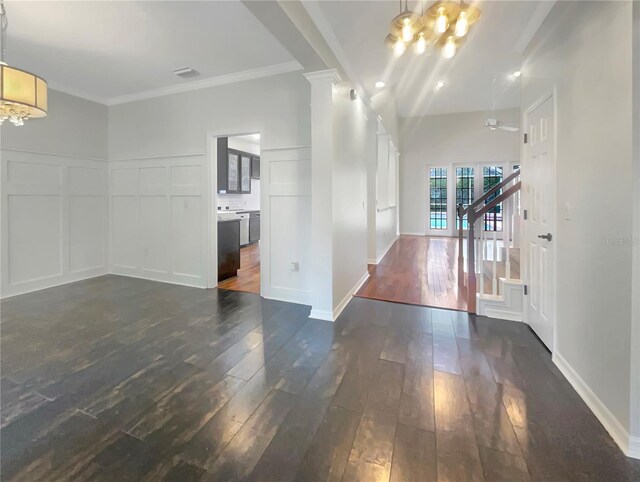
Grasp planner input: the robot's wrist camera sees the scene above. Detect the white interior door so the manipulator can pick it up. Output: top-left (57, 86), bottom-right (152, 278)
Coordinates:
top-left (524, 94), bottom-right (556, 349)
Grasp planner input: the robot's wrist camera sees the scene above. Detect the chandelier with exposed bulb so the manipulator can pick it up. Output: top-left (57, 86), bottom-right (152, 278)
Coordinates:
top-left (385, 1), bottom-right (481, 59)
top-left (0, 0), bottom-right (48, 126)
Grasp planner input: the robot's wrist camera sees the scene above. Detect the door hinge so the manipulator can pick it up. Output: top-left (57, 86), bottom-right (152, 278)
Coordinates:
top-left (524, 133), bottom-right (528, 144)
top-left (523, 209), bottom-right (528, 220)
top-left (524, 285), bottom-right (528, 295)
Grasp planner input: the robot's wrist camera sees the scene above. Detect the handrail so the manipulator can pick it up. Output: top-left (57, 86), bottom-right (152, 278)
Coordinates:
top-left (460, 168), bottom-right (520, 215)
top-left (470, 181), bottom-right (521, 222)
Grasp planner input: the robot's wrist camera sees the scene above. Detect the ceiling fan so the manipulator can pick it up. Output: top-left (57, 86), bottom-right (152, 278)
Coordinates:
top-left (485, 118), bottom-right (519, 132)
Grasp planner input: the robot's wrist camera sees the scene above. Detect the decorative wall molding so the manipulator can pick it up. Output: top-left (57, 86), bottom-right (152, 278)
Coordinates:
top-left (259, 145), bottom-right (312, 307)
top-left (108, 155), bottom-right (209, 289)
top-left (1, 150), bottom-right (108, 298)
top-left (0, 147), bottom-right (107, 162)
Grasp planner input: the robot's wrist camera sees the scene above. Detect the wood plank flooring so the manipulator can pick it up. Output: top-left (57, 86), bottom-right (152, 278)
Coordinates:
top-left (2, 275), bottom-right (639, 481)
top-left (218, 242), bottom-right (261, 294)
top-left (356, 235), bottom-right (468, 311)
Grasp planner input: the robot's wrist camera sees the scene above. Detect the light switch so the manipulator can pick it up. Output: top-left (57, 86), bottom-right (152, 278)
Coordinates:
top-left (564, 201), bottom-right (571, 221)
top-left (290, 262), bottom-right (299, 272)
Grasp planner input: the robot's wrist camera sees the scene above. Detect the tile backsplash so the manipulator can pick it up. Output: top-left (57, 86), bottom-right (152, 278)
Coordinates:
top-left (217, 179), bottom-right (261, 211)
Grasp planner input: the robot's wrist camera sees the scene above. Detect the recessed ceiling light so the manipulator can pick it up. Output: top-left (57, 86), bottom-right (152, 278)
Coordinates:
top-left (375, 81), bottom-right (386, 89)
top-left (511, 70), bottom-right (521, 78)
top-left (435, 81), bottom-right (446, 90)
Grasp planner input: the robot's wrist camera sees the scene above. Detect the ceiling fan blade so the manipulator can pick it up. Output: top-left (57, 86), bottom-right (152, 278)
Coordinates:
top-left (499, 125), bottom-right (519, 132)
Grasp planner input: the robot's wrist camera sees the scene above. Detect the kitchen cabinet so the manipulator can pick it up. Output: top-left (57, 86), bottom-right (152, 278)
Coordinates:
top-left (251, 156), bottom-right (260, 179)
top-left (216, 137), bottom-right (254, 193)
top-left (218, 219), bottom-right (240, 281)
top-left (249, 211), bottom-right (260, 243)
top-left (240, 153), bottom-right (251, 193)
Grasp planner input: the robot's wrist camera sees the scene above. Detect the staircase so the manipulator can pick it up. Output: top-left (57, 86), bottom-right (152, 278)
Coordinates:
top-left (457, 169), bottom-right (524, 321)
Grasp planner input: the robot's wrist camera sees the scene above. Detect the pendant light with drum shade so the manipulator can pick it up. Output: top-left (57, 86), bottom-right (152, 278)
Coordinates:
top-left (386, 1), bottom-right (480, 59)
top-left (0, 0), bottom-right (47, 126)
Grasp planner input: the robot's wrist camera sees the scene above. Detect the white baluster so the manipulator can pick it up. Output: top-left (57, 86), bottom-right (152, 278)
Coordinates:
top-left (479, 221), bottom-right (485, 296)
top-left (505, 193), bottom-right (511, 280)
top-left (492, 230), bottom-right (498, 295)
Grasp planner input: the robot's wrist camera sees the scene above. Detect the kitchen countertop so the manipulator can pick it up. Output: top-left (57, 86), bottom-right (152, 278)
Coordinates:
top-left (217, 218), bottom-right (241, 223)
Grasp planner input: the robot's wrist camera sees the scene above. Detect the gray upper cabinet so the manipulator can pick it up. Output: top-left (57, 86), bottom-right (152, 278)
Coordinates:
top-left (217, 137), bottom-right (255, 194)
top-left (228, 151), bottom-right (239, 192)
top-left (240, 154), bottom-right (251, 193)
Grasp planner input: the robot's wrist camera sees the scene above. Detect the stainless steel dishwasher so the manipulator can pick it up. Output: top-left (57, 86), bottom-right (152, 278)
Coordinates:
top-left (238, 213), bottom-right (250, 246)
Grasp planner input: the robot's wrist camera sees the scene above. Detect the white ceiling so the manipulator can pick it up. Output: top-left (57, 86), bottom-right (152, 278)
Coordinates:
top-left (313, 0), bottom-right (549, 117)
top-left (5, 1), bottom-right (298, 103)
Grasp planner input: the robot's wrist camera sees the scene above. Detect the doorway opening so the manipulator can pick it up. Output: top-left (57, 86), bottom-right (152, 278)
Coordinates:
top-left (214, 133), bottom-right (262, 295)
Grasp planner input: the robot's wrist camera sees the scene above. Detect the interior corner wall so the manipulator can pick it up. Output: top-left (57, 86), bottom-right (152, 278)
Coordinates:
top-left (331, 87), bottom-right (369, 314)
top-left (522, 0), bottom-right (636, 455)
top-left (107, 72), bottom-right (312, 304)
top-left (1, 90), bottom-right (109, 298)
top-left (399, 108), bottom-right (520, 236)
top-left (629, 0), bottom-right (640, 451)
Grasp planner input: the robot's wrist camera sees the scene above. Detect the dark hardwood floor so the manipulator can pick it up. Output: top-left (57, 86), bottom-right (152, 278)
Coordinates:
top-left (1, 275), bottom-right (638, 481)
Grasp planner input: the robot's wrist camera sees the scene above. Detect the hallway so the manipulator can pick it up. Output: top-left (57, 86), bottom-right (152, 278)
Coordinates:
top-left (356, 235), bottom-right (468, 311)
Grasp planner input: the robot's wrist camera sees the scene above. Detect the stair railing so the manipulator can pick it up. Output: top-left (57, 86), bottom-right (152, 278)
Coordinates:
top-left (457, 169), bottom-right (521, 313)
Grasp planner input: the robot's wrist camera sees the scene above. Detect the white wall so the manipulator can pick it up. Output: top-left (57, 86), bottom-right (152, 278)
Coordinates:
top-left (108, 72), bottom-right (312, 304)
top-left (522, 0), bottom-right (637, 456)
top-left (367, 126), bottom-right (399, 264)
top-left (1, 90), bottom-right (108, 297)
top-left (399, 108), bottom-right (520, 235)
top-left (1, 90), bottom-right (108, 160)
top-left (331, 86), bottom-right (369, 312)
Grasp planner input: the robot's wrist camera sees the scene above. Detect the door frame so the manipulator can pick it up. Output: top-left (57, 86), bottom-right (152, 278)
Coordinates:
top-left (205, 131), bottom-right (263, 292)
top-left (522, 90), bottom-right (558, 352)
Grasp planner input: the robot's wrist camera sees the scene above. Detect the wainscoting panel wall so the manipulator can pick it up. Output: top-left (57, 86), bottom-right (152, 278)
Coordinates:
top-left (260, 146), bottom-right (311, 305)
top-left (108, 155), bottom-right (208, 288)
top-left (1, 150), bottom-right (108, 297)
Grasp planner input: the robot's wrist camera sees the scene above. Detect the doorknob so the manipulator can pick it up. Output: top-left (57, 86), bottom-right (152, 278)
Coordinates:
top-left (538, 233), bottom-right (552, 241)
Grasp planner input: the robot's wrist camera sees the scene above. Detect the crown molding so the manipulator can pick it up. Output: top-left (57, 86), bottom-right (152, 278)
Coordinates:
top-left (107, 61), bottom-right (302, 105)
top-left (48, 61), bottom-right (303, 107)
top-left (514, 0), bottom-right (556, 54)
top-left (46, 82), bottom-right (110, 105)
top-left (303, 69), bottom-right (341, 84)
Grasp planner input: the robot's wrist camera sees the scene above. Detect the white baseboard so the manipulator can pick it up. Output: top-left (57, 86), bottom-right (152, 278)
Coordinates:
top-left (399, 231), bottom-right (425, 236)
top-left (110, 266), bottom-right (205, 289)
top-left (333, 271), bottom-right (369, 320)
top-left (264, 286), bottom-right (310, 306)
top-left (371, 236), bottom-right (398, 265)
top-left (1, 267), bottom-right (108, 299)
top-left (309, 270), bottom-right (370, 323)
top-left (554, 352), bottom-right (638, 459)
top-left (630, 436), bottom-right (640, 459)
top-left (309, 309), bottom-right (334, 321)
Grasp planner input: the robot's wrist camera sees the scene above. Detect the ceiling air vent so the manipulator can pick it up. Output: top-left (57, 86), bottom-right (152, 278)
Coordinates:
top-left (173, 67), bottom-right (200, 79)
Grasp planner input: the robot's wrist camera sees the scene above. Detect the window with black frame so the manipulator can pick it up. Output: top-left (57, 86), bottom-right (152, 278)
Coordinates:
top-left (483, 166), bottom-right (503, 231)
top-left (429, 168), bottom-right (447, 230)
top-left (456, 167), bottom-right (474, 230)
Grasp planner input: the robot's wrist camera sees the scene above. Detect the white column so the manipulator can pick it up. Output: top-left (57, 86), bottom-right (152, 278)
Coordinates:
top-left (305, 69), bottom-right (341, 321)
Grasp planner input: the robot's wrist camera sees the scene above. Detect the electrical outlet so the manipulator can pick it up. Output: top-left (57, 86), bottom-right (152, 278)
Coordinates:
top-left (290, 262), bottom-right (299, 272)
